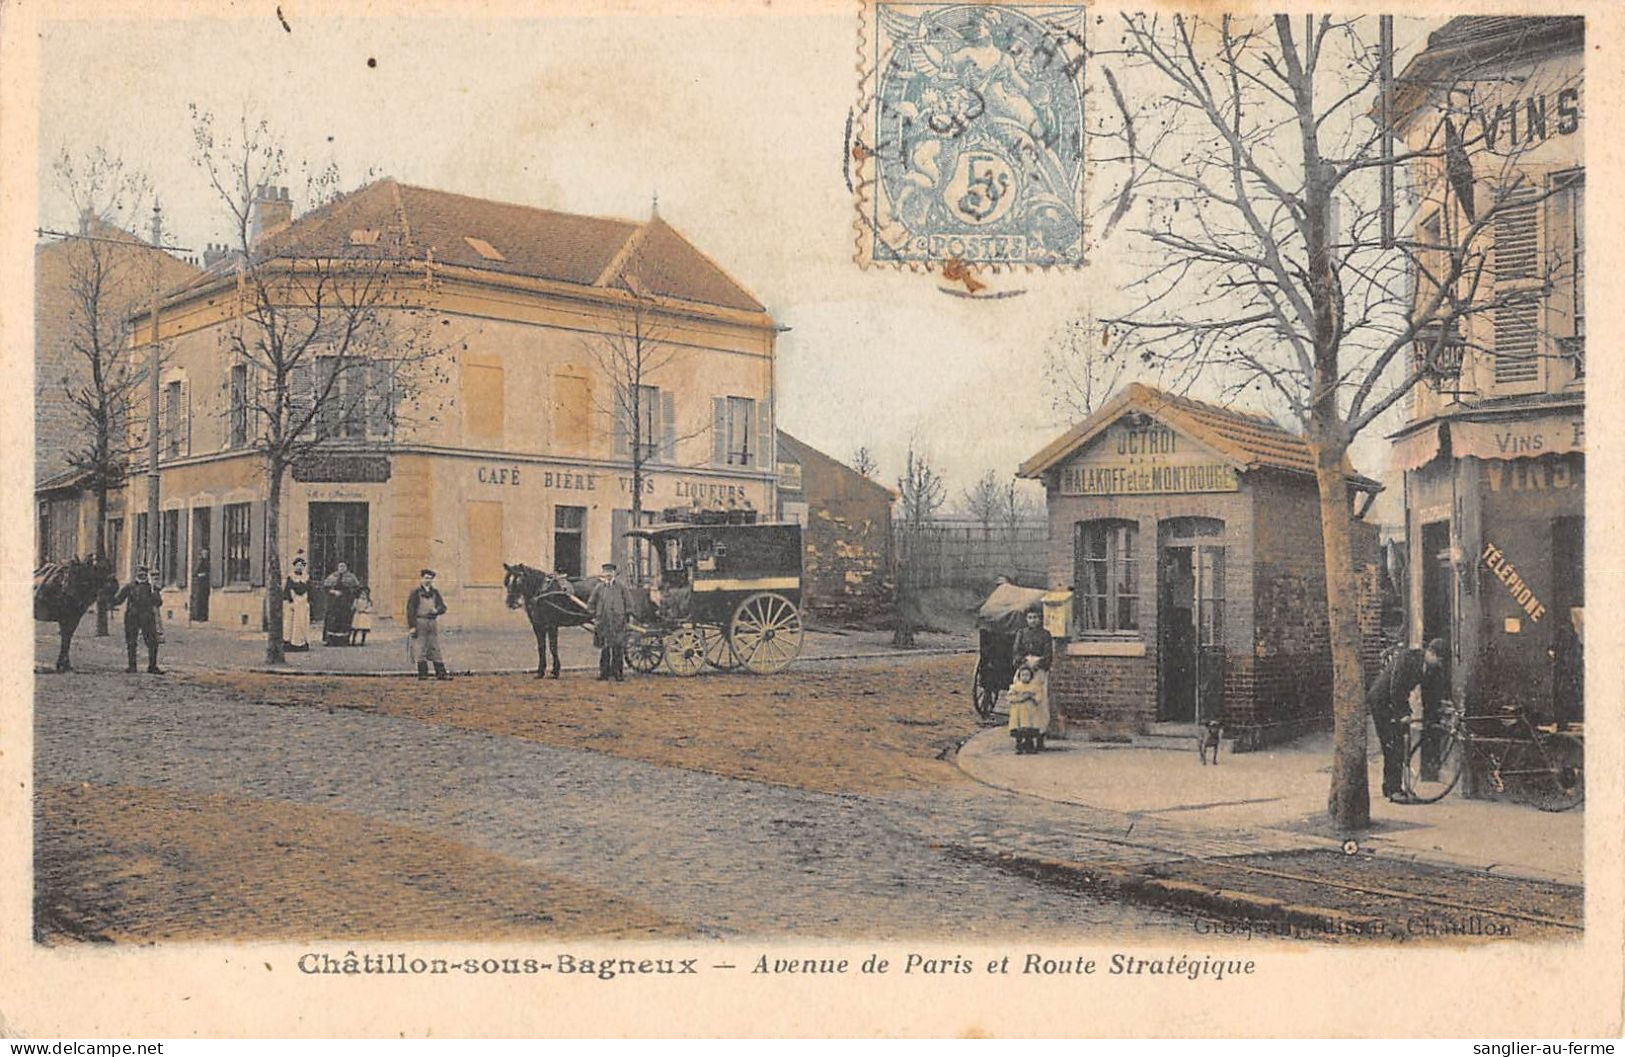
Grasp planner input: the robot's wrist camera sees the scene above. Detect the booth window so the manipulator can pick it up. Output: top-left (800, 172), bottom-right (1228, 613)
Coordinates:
top-left (1074, 519), bottom-right (1139, 634)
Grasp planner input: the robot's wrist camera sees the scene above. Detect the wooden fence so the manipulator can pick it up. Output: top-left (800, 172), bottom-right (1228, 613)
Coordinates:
top-left (895, 521), bottom-right (1048, 590)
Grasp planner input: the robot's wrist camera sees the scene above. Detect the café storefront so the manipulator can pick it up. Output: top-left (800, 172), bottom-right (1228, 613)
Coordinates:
top-left (1390, 406), bottom-right (1585, 728)
top-left (1019, 384), bottom-right (1382, 749)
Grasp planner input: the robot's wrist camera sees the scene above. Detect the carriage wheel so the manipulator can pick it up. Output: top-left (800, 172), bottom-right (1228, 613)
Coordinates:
top-left (663, 625), bottom-right (707, 677)
top-left (972, 664), bottom-right (999, 720)
top-left (626, 628), bottom-right (665, 674)
top-left (705, 625), bottom-right (742, 671)
top-left (729, 593), bottom-right (803, 675)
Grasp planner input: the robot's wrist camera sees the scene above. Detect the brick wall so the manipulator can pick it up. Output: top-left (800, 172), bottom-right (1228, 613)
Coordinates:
top-left (1049, 649), bottom-right (1156, 735)
top-left (779, 433), bottom-right (895, 621)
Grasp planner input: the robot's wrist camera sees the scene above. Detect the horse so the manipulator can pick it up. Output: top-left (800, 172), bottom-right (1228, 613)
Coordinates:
top-left (34, 556), bottom-right (118, 672)
top-left (502, 563), bottom-right (593, 678)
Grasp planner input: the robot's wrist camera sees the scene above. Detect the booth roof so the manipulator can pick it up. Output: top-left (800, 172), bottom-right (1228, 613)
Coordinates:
top-left (1018, 383), bottom-right (1381, 491)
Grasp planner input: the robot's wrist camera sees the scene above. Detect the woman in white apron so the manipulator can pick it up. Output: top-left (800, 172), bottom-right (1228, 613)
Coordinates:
top-left (283, 555), bottom-right (311, 652)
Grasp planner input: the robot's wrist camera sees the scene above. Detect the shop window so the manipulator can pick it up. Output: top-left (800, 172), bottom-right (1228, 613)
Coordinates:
top-left (553, 505), bottom-right (586, 579)
top-left (223, 503), bottom-right (252, 585)
top-left (1074, 519), bottom-right (1139, 634)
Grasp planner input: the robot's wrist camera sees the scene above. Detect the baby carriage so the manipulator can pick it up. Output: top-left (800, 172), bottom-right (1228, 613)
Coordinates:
top-left (971, 582), bottom-right (1047, 719)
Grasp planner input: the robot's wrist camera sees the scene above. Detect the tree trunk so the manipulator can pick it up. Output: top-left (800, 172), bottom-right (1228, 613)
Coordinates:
top-left (264, 464), bottom-right (287, 665)
top-left (93, 483), bottom-right (110, 636)
top-left (1316, 447), bottom-right (1371, 830)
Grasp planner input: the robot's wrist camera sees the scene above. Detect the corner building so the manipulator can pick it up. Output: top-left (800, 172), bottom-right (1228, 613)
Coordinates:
top-left (125, 180), bottom-right (779, 629)
top-left (1386, 18), bottom-right (1585, 727)
top-left (1019, 385), bottom-right (1382, 749)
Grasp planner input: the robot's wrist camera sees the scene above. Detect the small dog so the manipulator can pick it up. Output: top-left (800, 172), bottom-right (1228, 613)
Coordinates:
top-left (1198, 719), bottom-right (1224, 765)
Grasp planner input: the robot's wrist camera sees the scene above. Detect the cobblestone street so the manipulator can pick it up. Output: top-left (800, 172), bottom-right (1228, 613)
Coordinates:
top-left (33, 655), bottom-right (1197, 942)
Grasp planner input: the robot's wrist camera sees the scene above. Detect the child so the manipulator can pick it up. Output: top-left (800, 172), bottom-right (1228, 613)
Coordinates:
top-left (1007, 663), bottom-right (1048, 755)
top-left (349, 587), bottom-right (373, 646)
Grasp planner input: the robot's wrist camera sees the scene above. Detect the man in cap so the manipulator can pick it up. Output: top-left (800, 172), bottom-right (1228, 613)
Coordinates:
top-left (1367, 638), bottom-right (1446, 802)
top-left (406, 568), bottom-right (450, 680)
top-left (111, 566), bottom-right (165, 674)
top-left (588, 562), bottom-right (633, 681)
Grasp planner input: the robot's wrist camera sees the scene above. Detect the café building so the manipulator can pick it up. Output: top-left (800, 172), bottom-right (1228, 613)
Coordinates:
top-left (1018, 384), bottom-right (1382, 749)
top-left (123, 180), bottom-right (780, 630)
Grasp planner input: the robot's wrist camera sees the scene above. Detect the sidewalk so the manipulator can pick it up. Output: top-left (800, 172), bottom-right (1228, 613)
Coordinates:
top-left (956, 724), bottom-right (1583, 887)
top-left (36, 621), bottom-right (973, 677)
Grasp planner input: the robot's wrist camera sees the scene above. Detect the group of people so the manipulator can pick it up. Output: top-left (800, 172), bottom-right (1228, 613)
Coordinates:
top-left (1006, 606), bottom-right (1055, 755)
top-left (281, 554), bottom-right (373, 652)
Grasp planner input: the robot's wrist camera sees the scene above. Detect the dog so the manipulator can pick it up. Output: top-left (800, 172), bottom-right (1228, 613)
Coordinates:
top-left (1197, 718), bottom-right (1224, 765)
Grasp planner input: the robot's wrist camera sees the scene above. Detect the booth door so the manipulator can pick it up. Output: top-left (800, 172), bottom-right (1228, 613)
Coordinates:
top-left (1158, 542), bottom-right (1226, 723)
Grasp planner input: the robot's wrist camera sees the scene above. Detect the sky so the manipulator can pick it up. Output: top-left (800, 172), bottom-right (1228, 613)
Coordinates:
top-left (35, 7), bottom-right (1431, 522)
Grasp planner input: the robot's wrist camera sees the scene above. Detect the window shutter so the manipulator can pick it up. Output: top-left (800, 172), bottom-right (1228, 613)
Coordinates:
top-left (611, 508), bottom-right (629, 571)
top-left (712, 397), bottom-right (727, 465)
top-left (174, 511), bottom-right (189, 588)
top-left (288, 362), bottom-right (314, 438)
top-left (209, 506), bottom-right (226, 585)
top-left (755, 400), bottom-right (772, 469)
top-left (661, 390), bottom-right (676, 463)
top-left (613, 393), bottom-right (629, 457)
top-left (250, 500), bottom-right (266, 587)
top-left (1493, 191), bottom-right (1540, 386)
top-left (183, 379), bottom-right (193, 455)
top-left (367, 361), bottom-right (393, 437)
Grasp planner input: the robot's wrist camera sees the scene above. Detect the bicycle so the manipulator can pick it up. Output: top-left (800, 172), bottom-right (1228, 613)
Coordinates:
top-left (1404, 699), bottom-right (1584, 811)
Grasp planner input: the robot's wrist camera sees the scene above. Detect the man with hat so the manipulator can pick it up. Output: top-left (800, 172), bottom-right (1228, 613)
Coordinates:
top-left (406, 568), bottom-right (450, 680)
top-left (588, 562), bottom-right (633, 681)
top-left (111, 566), bottom-right (165, 674)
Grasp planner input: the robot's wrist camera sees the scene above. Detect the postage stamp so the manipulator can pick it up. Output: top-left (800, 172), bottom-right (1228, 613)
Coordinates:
top-left (852, 2), bottom-right (1088, 269)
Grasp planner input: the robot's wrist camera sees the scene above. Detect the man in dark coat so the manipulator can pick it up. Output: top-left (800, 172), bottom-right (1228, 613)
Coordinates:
top-left (1368, 638), bottom-right (1445, 801)
top-left (588, 562), bottom-right (633, 681)
top-left (406, 568), bottom-right (450, 680)
top-left (112, 566), bottom-right (165, 674)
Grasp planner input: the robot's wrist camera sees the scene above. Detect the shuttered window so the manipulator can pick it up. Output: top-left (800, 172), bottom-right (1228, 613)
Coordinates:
top-left (1549, 169), bottom-right (1585, 378)
top-left (463, 363), bottom-right (505, 445)
top-left (553, 371), bottom-right (592, 452)
top-left (1492, 190), bottom-right (1541, 386)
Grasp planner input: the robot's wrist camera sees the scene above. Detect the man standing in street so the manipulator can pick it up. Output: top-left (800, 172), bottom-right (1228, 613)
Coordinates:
top-left (1367, 638), bottom-right (1445, 802)
top-left (406, 568), bottom-right (450, 680)
top-left (112, 566), bottom-right (165, 674)
top-left (588, 562), bottom-right (632, 681)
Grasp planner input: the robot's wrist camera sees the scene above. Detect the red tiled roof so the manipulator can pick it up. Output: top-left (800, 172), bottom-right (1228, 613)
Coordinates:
top-left (192, 179), bottom-right (765, 314)
top-left (1019, 383), bottom-right (1380, 489)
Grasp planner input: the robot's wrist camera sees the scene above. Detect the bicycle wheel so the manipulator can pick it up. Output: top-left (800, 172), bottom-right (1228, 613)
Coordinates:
top-left (1405, 728), bottom-right (1462, 803)
top-left (1515, 733), bottom-right (1585, 812)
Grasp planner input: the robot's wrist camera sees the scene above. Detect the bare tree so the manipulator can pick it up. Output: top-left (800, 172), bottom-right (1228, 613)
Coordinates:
top-left (999, 478), bottom-right (1039, 544)
top-left (850, 445), bottom-right (878, 479)
top-left (1043, 316), bottom-right (1128, 423)
top-left (581, 252), bottom-right (707, 585)
top-left (892, 441), bottom-right (948, 647)
top-left (1086, 15), bottom-right (1576, 828)
top-left (191, 108), bottom-right (451, 663)
top-left (961, 469), bottom-right (1002, 538)
top-left (49, 148), bottom-right (160, 635)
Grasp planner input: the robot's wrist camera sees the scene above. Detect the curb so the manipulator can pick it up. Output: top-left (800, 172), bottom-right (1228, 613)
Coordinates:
top-left (243, 645), bottom-right (976, 677)
top-left (951, 728), bottom-right (1582, 890)
top-left (955, 846), bottom-right (1387, 936)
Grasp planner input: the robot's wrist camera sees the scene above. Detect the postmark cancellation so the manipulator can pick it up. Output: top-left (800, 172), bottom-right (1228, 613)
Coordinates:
top-left (852, 2), bottom-right (1088, 270)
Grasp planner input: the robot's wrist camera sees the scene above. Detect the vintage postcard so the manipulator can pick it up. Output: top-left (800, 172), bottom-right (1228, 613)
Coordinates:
top-left (2, 0), bottom-right (1622, 1040)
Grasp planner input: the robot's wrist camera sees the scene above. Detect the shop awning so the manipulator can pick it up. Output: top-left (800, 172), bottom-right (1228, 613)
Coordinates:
top-left (1451, 414), bottom-right (1585, 461)
top-left (1390, 423), bottom-right (1443, 472)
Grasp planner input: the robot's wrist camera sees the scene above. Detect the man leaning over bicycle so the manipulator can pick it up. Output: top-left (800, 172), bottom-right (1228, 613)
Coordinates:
top-left (1368, 638), bottom-right (1447, 803)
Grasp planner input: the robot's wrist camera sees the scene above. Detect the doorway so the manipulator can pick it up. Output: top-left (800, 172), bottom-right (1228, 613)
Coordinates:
top-left (309, 502), bottom-right (370, 585)
top-left (1419, 520), bottom-right (1451, 652)
top-left (554, 505), bottom-right (585, 578)
top-left (1158, 518), bottom-right (1226, 723)
top-left (191, 507), bottom-right (211, 622)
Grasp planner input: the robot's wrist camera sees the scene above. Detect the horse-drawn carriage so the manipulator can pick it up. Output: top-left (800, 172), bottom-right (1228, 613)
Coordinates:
top-left (624, 515), bottom-right (805, 676)
top-left (503, 510), bottom-right (805, 677)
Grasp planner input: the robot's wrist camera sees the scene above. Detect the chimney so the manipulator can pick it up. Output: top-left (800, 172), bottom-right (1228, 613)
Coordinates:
top-left (249, 184), bottom-right (293, 246)
top-left (202, 242), bottom-right (232, 269)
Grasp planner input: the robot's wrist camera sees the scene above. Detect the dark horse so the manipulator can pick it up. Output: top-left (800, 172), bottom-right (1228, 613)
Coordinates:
top-left (503, 563), bottom-right (593, 678)
top-left (34, 556), bottom-right (118, 672)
